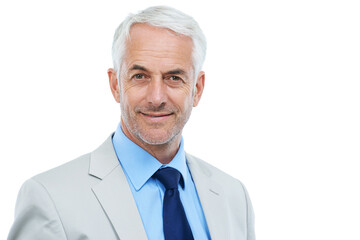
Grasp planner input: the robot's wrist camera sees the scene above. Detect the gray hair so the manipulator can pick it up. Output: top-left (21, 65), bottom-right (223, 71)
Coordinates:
top-left (111, 6), bottom-right (207, 80)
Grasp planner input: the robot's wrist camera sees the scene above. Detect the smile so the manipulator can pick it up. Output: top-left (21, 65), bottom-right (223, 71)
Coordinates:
top-left (140, 112), bottom-right (174, 123)
top-left (141, 112), bottom-right (173, 118)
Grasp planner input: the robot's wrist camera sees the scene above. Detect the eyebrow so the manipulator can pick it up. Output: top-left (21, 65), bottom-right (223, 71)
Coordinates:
top-left (129, 64), bottom-right (149, 72)
top-left (166, 69), bottom-right (186, 75)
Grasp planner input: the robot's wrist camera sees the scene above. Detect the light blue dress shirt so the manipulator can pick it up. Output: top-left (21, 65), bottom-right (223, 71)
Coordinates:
top-left (112, 124), bottom-right (211, 240)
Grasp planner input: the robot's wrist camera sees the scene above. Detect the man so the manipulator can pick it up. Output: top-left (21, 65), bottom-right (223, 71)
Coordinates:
top-left (8, 6), bottom-right (255, 240)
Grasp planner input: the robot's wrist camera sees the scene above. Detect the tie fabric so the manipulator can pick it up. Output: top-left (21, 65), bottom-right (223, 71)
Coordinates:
top-left (153, 167), bottom-right (194, 240)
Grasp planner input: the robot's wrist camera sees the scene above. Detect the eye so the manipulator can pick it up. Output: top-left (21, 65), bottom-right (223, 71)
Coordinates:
top-left (169, 76), bottom-right (182, 81)
top-left (133, 73), bottom-right (145, 80)
top-left (165, 75), bottom-right (185, 87)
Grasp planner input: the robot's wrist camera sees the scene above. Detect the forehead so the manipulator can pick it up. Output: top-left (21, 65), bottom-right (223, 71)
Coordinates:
top-left (123, 24), bottom-right (193, 70)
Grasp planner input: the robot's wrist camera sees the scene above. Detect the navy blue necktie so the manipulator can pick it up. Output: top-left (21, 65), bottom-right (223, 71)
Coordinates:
top-left (153, 167), bottom-right (194, 240)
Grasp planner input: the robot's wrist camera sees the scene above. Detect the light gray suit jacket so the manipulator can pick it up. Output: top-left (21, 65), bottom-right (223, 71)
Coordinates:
top-left (8, 136), bottom-right (255, 240)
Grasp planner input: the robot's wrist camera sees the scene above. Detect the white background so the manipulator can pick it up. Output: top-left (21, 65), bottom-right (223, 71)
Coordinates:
top-left (1, 0), bottom-right (359, 239)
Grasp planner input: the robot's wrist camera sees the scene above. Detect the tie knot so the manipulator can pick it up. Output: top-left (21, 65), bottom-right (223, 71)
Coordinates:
top-left (153, 167), bottom-right (182, 190)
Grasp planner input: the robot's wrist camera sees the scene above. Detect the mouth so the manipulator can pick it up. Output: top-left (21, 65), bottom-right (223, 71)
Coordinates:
top-left (141, 112), bottom-right (173, 118)
top-left (140, 112), bottom-right (174, 123)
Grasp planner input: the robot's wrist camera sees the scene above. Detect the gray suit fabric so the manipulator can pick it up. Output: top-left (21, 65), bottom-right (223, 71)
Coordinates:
top-left (8, 135), bottom-right (255, 240)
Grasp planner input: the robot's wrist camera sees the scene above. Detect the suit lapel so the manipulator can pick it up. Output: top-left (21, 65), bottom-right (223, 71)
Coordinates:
top-left (89, 136), bottom-right (147, 240)
top-left (186, 154), bottom-right (230, 240)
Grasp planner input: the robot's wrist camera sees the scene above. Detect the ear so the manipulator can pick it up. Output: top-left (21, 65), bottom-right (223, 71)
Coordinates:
top-left (193, 71), bottom-right (205, 107)
top-left (108, 68), bottom-right (120, 103)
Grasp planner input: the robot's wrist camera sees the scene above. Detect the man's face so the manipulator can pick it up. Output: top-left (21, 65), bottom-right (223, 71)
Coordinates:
top-left (109, 23), bottom-right (205, 146)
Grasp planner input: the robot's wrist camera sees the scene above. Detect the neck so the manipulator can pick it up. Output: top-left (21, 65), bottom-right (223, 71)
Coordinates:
top-left (120, 122), bottom-right (181, 164)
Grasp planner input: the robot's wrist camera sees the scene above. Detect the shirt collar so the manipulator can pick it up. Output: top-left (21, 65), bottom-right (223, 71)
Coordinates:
top-left (112, 124), bottom-right (188, 191)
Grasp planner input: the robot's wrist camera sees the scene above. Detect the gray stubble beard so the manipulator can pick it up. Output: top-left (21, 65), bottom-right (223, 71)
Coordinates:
top-left (120, 103), bottom-right (192, 146)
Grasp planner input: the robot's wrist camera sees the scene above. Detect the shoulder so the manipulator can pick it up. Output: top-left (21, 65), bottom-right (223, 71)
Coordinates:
top-left (32, 153), bottom-right (92, 186)
top-left (32, 134), bottom-right (117, 186)
top-left (7, 155), bottom-right (91, 240)
top-left (186, 153), bottom-right (256, 239)
top-left (186, 152), bottom-right (244, 187)
top-left (185, 153), bottom-right (252, 205)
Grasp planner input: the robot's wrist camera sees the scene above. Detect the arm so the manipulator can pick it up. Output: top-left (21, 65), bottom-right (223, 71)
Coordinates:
top-left (8, 178), bottom-right (67, 240)
top-left (241, 182), bottom-right (256, 240)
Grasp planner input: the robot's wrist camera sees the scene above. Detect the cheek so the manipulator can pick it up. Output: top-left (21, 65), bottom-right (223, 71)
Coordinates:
top-left (121, 87), bottom-right (145, 107)
top-left (169, 92), bottom-right (193, 112)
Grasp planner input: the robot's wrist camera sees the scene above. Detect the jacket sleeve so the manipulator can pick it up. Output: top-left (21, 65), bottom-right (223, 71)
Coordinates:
top-left (241, 183), bottom-right (256, 240)
top-left (8, 178), bottom-right (67, 240)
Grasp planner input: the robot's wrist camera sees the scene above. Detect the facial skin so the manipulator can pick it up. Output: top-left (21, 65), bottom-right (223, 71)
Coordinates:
top-left (108, 23), bottom-right (205, 164)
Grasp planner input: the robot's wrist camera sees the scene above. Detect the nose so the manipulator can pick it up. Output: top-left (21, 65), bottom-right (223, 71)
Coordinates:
top-left (146, 76), bottom-right (167, 107)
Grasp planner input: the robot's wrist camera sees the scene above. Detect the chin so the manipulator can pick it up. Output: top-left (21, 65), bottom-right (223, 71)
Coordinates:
top-left (137, 129), bottom-right (178, 145)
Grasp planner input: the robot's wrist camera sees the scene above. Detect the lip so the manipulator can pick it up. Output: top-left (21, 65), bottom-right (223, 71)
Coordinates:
top-left (141, 112), bottom-right (172, 117)
top-left (140, 112), bottom-right (173, 122)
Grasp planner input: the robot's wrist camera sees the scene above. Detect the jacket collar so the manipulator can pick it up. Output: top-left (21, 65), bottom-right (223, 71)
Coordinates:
top-left (89, 134), bottom-right (119, 180)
